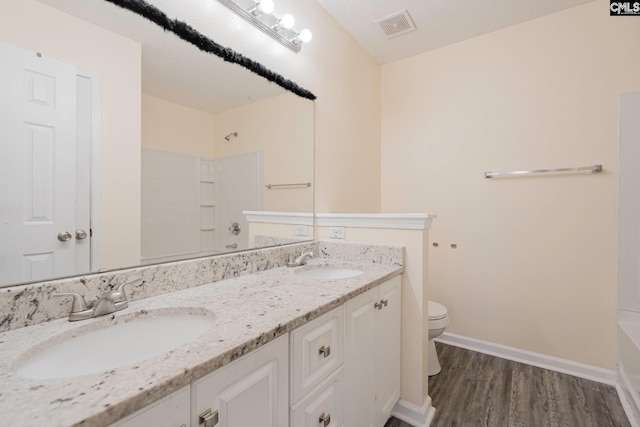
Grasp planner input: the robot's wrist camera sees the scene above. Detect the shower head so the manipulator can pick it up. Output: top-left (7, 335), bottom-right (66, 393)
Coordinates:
top-left (224, 132), bottom-right (238, 142)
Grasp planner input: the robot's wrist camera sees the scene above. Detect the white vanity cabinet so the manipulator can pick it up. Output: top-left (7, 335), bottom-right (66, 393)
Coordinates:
top-left (109, 386), bottom-right (190, 427)
top-left (290, 306), bottom-right (345, 427)
top-left (344, 276), bottom-right (401, 427)
top-left (106, 274), bottom-right (402, 427)
top-left (191, 334), bottom-right (289, 427)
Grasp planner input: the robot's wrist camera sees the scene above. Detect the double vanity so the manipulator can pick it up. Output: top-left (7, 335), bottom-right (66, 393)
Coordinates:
top-left (0, 242), bottom-right (404, 427)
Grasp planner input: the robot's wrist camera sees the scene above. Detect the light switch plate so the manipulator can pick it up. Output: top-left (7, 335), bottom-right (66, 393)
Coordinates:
top-left (329, 226), bottom-right (345, 239)
top-left (294, 225), bottom-right (308, 236)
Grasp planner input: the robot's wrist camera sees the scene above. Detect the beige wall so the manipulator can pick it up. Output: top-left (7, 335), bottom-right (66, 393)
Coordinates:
top-left (142, 94), bottom-right (215, 158)
top-left (201, 0), bottom-right (383, 213)
top-left (381, 0), bottom-right (640, 369)
top-left (0, 0), bottom-right (142, 270)
top-left (214, 93), bottom-right (314, 212)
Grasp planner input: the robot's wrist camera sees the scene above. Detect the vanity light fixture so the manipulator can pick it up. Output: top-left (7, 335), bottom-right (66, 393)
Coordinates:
top-left (216, 0), bottom-right (312, 53)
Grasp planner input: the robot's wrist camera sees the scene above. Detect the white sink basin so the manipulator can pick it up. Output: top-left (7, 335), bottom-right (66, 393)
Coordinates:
top-left (295, 267), bottom-right (364, 280)
top-left (14, 308), bottom-right (215, 379)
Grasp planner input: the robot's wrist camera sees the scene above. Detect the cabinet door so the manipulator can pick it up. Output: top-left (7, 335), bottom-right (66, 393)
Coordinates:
top-left (110, 386), bottom-right (190, 427)
top-left (344, 287), bottom-right (378, 427)
top-left (375, 276), bottom-right (401, 425)
top-left (192, 334), bottom-right (288, 427)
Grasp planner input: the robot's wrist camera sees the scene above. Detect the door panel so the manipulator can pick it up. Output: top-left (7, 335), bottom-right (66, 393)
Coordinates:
top-left (0, 42), bottom-right (78, 284)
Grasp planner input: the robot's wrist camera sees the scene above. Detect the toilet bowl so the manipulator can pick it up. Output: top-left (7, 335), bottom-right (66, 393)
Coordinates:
top-left (428, 300), bottom-right (449, 376)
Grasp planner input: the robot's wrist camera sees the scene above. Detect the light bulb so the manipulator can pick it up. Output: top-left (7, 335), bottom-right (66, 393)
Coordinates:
top-left (298, 29), bottom-right (313, 43)
top-left (280, 14), bottom-right (295, 29)
top-left (257, 0), bottom-right (274, 14)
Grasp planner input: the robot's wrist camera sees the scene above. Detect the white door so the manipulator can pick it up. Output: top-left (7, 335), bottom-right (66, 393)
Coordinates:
top-left (0, 43), bottom-right (80, 284)
top-left (215, 152), bottom-right (264, 252)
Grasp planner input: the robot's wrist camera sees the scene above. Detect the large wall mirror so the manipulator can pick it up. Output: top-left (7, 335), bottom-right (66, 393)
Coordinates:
top-left (0, 0), bottom-right (314, 288)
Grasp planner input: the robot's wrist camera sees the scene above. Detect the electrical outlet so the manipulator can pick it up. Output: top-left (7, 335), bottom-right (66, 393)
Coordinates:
top-left (294, 225), bottom-right (308, 236)
top-left (329, 226), bottom-right (345, 239)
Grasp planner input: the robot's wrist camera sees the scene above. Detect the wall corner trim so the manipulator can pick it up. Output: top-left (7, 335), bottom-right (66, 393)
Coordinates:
top-left (437, 332), bottom-right (617, 385)
top-left (391, 397), bottom-right (436, 427)
top-left (316, 213), bottom-right (436, 229)
top-left (243, 211), bottom-right (314, 225)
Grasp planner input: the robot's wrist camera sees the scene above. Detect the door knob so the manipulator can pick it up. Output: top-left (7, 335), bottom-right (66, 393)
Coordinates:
top-left (57, 231), bottom-right (72, 242)
top-left (75, 229), bottom-right (88, 240)
top-left (228, 222), bottom-right (241, 235)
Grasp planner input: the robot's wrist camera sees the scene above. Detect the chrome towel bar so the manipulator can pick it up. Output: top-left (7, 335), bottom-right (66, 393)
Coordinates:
top-left (265, 182), bottom-right (312, 189)
top-left (484, 164), bottom-right (602, 179)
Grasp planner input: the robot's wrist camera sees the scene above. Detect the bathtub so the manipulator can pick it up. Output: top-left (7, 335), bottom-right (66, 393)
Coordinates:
top-left (618, 312), bottom-right (640, 426)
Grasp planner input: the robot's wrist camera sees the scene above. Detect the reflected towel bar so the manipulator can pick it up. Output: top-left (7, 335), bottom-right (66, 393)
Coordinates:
top-left (484, 165), bottom-right (603, 179)
top-left (265, 182), bottom-right (312, 189)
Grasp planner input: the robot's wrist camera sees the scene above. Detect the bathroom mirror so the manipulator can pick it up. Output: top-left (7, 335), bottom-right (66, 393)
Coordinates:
top-left (0, 0), bottom-right (314, 288)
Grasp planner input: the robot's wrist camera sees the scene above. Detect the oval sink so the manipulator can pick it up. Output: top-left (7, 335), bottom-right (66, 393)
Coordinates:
top-left (295, 267), bottom-right (364, 280)
top-left (14, 308), bottom-right (215, 379)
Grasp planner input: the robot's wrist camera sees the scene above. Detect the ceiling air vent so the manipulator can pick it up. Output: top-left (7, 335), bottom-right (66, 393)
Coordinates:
top-left (375, 9), bottom-right (416, 38)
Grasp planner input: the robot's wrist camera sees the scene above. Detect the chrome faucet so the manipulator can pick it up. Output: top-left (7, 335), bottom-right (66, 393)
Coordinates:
top-left (287, 251), bottom-right (314, 267)
top-left (54, 278), bottom-right (142, 321)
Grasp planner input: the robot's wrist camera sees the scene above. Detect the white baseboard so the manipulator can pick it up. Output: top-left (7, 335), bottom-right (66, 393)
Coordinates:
top-left (436, 332), bottom-right (617, 385)
top-left (391, 397), bottom-right (436, 427)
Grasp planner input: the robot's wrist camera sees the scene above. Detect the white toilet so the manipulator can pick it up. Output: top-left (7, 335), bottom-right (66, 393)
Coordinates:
top-left (428, 300), bottom-right (449, 376)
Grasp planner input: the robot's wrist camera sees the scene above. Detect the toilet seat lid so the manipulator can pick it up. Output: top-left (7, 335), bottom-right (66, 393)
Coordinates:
top-left (429, 301), bottom-right (447, 320)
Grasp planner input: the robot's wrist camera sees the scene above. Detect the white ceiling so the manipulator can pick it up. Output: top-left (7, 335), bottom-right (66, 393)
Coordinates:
top-left (317, 0), bottom-right (596, 64)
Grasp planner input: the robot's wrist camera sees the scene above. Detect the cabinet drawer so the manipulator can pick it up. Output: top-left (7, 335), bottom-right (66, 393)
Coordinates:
top-left (290, 306), bottom-right (344, 404)
top-left (291, 367), bottom-right (344, 427)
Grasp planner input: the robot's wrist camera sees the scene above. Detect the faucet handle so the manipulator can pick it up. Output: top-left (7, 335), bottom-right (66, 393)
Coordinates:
top-left (112, 278), bottom-right (143, 302)
top-left (53, 293), bottom-right (88, 313)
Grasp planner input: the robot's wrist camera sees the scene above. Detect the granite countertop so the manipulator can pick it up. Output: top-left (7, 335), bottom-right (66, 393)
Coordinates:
top-left (0, 259), bottom-right (403, 427)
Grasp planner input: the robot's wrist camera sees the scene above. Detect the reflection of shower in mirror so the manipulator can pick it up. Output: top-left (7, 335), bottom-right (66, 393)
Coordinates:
top-left (224, 132), bottom-right (238, 142)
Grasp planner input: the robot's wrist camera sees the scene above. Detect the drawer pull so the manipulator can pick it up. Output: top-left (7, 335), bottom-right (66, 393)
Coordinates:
top-left (319, 412), bottom-right (331, 426)
top-left (382, 299), bottom-right (388, 307)
top-left (319, 345), bottom-right (331, 358)
top-left (374, 301), bottom-right (383, 310)
top-left (199, 408), bottom-right (219, 427)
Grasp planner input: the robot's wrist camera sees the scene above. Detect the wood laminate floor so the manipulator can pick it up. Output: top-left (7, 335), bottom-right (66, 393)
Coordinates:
top-left (384, 342), bottom-right (631, 427)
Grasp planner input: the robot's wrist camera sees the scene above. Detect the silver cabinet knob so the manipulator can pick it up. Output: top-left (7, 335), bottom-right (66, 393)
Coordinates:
top-left (319, 412), bottom-right (331, 427)
top-left (199, 409), bottom-right (219, 427)
top-left (319, 345), bottom-right (331, 358)
top-left (57, 231), bottom-right (72, 242)
top-left (75, 229), bottom-right (88, 240)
